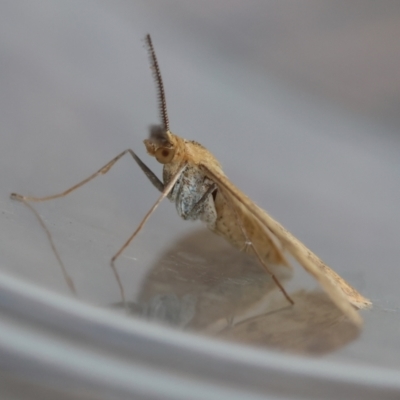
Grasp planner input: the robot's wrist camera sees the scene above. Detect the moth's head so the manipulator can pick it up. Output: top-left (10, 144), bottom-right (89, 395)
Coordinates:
top-left (144, 125), bottom-right (178, 164)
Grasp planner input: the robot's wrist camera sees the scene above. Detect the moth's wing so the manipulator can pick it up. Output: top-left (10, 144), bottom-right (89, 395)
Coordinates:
top-left (210, 176), bottom-right (293, 271)
top-left (200, 164), bottom-right (371, 326)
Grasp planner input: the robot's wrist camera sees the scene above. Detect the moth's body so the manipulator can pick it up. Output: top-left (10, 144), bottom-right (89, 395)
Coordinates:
top-left (146, 130), bottom-right (293, 270)
top-left (161, 139), bottom-right (219, 229)
top-left (11, 34), bottom-right (371, 327)
top-left (168, 163), bottom-right (218, 228)
top-left (144, 127), bottom-right (371, 326)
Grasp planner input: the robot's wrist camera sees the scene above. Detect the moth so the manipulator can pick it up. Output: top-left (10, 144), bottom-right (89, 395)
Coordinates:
top-left (11, 34), bottom-right (371, 326)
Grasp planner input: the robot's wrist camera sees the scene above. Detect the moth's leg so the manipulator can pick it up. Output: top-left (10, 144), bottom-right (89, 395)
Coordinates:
top-left (11, 149), bottom-right (163, 204)
top-left (219, 190), bottom-right (294, 306)
top-left (10, 149), bottom-right (163, 297)
top-left (131, 151), bottom-right (164, 192)
top-left (111, 164), bottom-right (186, 305)
top-left (184, 184), bottom-right (217, 219)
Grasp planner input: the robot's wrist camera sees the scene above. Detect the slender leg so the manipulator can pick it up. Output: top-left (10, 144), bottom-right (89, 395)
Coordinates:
top-left (219, 189), bottom-right (294, 306)
top-left (11, 149), bottom-right (164, 204)
top-left (183, 184), bottom-right (217, 219)
top-left (11, 149), bottom-right (164, 297)
top-left (110, 164), bottom-right (186, 305)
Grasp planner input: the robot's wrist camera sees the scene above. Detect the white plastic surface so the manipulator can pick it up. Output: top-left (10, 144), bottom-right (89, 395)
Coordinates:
top-left (1, 2), bottom-right (400, 398)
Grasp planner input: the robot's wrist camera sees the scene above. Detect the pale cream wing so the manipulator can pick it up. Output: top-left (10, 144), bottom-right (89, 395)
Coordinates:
top-left (200, 164), bottom-right (371, 326)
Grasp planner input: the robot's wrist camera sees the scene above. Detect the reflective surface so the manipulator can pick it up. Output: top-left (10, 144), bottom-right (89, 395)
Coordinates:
top-left (117, 229), bottom-right (360, 355)
top-left (1, 1), bottom-right (400, 398)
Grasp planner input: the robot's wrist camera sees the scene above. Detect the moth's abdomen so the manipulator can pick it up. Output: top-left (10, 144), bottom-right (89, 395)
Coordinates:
top-left (212, 191), bottom-right (289, 267)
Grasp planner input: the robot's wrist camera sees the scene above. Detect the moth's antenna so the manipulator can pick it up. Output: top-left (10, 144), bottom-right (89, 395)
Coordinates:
top-left (145, 34), bottom-right (170, 132)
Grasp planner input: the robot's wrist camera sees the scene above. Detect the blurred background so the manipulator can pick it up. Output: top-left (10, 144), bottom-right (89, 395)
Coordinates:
top-left (1, 0), bottom-right (400, 392)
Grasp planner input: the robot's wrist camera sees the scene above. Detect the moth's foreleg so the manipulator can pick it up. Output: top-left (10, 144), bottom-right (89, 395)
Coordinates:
top-left (129, 150), bottom-right (164, 192)
top-left (10, 149), bottom-right (163, 299)
top-left (10, 149), bottom-right (163, 204)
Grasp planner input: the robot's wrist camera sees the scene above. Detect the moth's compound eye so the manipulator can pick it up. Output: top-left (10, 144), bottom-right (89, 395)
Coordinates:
top-left (155, 147), bottom-right (175, 164)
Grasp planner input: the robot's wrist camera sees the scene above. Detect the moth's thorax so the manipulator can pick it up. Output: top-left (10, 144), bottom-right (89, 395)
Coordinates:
top-left (144, 130), bottom-right (222, 229)
top-left (168, 164), bottom-right (217, 229)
